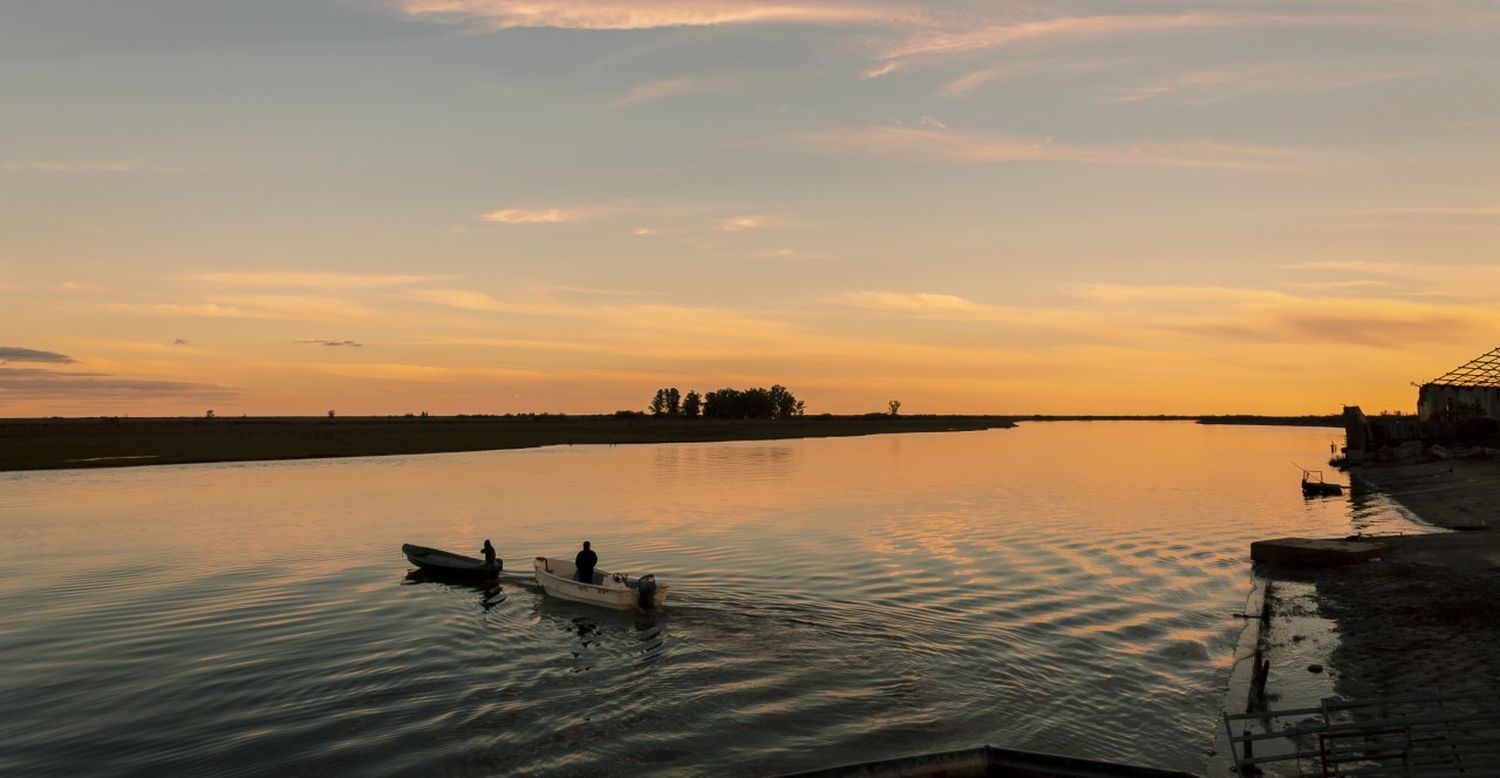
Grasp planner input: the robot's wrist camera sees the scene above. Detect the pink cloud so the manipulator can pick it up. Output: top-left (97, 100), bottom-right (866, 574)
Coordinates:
top-left (786, 124), bottom-right (1303, 171)
top-left (403, 0), bottom-right (909, 30)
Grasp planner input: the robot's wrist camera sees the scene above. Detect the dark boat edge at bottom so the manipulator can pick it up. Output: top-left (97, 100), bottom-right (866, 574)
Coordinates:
top-left (776, 745), bottom-right (1202, 778)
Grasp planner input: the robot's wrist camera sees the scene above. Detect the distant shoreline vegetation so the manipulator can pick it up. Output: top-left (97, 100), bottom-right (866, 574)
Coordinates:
top-left (0, 413), bottom-right (1013, 473)
top-left (1195, 415), bottom-right (1343, 428)
top-left (0, 412), bottom-right (1343, 472)
top-left (640, 385), bottom-right (804, 420)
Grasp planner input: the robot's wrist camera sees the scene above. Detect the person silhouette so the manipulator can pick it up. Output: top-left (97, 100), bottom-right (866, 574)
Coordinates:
top-left (575, 541), bottom-right (598, 584)
top-left (481, 539), bottom-right (498, 571)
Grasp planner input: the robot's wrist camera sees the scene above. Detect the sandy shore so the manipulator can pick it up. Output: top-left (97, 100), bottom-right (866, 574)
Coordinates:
top-left (0, 415), bottom-right (1015, 472)
top-left (1350, 459), bottom-right (1500, 530)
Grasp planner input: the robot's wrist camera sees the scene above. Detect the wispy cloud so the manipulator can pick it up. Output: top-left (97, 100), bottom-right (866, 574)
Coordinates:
top-left (1063, 281), bottom-right (1500, 349)
top-left (178, 271), bottom-right (441, 289)
top-left (839, 291), bottom-right (1000, 317)
top-left (0, 367), bottom-right (237, 401)
top-left (402, 0), bottom-right (910, 31)
top-left (1100, 58), bottom-right (1453, 105)
top-left (834, 291), bottom-right (1085, 328)
top-left (296, 339), bottom-right (364, 347)
top-left (787, 124), bottom-right (1303, 171)
top-left (1371, 205), bottom-right (1500, 217)
top-left (753, 247), bottom-right (830, 260)
top-left (872, 11), bottom-right (1375, 75)
top-left (480, 207), bottom-right (602, 224)
top-left (401, 288), bottom-right (589, 318)
top-left (612, 77), bottom-right (711, 107)
top-left (1065, 284), bottom-right (1292, 305)
top-left (718, 215), bottom-right (769, 231)
top-left (3, 160), bottom-right (138, 173)
top-left (96, 295), bottom-right (376, 321)
top-left (549, 284), bottom-right (658, 297)
top-left (1291, 261), bottom-right (1500, 295)
top-left (939, 57), bottom-right (1123, 97)
top-left (0, 347), bottom-right (76, 364)
top-left (837, 282), bottom-right (1500, 353)
top-left (96, 302), bottom-right (266, 319)
top-left (1284, 279), bottom-right (1394, 291)
top-left (1431, 118), bottom-right (1500, 129)
top-left (310, 362), bottom-right (547, 383)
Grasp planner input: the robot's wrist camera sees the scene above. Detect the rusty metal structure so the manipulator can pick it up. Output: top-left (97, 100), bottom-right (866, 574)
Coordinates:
top-left (1226, 694), bottom-right (1500, 776)
top-left (1417, 348), bottom-right (1500, 425)
top-left (1427, 347), bottom-right (1500, 388)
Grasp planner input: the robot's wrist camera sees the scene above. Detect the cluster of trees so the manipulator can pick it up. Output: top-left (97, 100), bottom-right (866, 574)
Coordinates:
top-left (649, 385), bottom-right (805, 419)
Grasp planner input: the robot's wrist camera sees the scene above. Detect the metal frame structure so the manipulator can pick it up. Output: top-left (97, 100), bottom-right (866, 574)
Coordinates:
top-left (1225, 694), bottom-right (1500, 776)
top-left (1428, 348), bottom-right (1500, 388)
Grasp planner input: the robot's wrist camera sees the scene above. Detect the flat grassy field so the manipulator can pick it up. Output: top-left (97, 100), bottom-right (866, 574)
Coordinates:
top-left (0, 415), bottom-right (1016, 472)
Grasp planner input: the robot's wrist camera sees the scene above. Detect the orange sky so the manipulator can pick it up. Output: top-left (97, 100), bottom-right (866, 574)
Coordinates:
top-left (3, 1), bottom-right (1497, 416)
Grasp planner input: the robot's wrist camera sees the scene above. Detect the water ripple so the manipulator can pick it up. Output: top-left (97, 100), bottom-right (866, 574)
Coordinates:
top-left (0, 423), bottom-right (1433, 776)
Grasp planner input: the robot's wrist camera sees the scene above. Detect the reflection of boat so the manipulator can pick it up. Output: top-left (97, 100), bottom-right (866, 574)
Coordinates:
top-left (402, 543), bottom-right (500, 578)
top-left (1298, 466), bottom-right (1344, 497)
top-left (533, 556), bottom-right (667, 610)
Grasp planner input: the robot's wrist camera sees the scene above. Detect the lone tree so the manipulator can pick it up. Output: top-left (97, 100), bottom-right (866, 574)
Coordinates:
top-left (888, 400), bottom-right (901, 416)
top-left (769, 384), bottom-right (804, 419)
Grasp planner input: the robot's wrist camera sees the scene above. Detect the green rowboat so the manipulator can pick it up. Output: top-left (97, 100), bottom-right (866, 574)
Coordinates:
top-left (402, 543), bottom-right (500, 578)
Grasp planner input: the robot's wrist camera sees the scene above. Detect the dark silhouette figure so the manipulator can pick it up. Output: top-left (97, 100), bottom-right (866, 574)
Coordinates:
top-left (481, 539), bottom-right (497, 569)
top-left (576, 541), bottom-right (598, 585)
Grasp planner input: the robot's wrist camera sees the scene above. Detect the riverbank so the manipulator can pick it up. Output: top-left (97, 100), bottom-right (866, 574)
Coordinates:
top-left (0, 414), bottom-right (1015, 472)
top-left (1323, 461), bottom-right (1500, 695)
top-left (1349, 459), bottom-right (1500, 530)
top-left (1231, 459), bottom-right (1500, 773)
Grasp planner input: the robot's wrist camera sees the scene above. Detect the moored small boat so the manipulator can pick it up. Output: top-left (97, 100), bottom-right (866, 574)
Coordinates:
top-left (402, 543), bottom-right (501, 578)
top-left (1299, 469), bottom-right (1344, 497)
top-left (533, 556), bottom-right (667, 610)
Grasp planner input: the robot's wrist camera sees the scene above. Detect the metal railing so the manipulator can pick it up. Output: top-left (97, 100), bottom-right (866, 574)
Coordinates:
top-left (1225, 695), bottom-right (1500, 776)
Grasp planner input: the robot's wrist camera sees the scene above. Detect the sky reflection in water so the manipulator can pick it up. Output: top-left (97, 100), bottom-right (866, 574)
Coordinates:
top-left (0, 422), bottom-right (1425, 775)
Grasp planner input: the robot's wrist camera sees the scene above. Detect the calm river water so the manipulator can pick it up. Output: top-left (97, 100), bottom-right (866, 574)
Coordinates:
top-left (0, 422), bottom-right (1426, 776)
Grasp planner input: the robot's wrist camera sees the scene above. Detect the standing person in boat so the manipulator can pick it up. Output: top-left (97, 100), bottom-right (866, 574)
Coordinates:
top-left (481, 539), bottom-right (498, 571)
top-left (575, 541), bottom-right (598, 584)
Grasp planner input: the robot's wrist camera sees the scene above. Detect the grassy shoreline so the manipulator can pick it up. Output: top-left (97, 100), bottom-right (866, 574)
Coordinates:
top-left (0, 412), bottom-right (1346, 472)
top-left (0, 415), bottom-right (1016, 472)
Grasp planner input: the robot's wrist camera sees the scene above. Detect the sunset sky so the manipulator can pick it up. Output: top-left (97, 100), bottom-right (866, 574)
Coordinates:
top-left (3, 1), bottom-right (1498, 416)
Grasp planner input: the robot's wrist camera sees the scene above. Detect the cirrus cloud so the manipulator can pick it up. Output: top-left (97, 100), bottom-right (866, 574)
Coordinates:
top-left (0, 367), bottom-right (237, 401)
top-left (0, 346), bottom-right (76, 364)
top-left (401, 0), bottom-right (912, 31)
top-left (785, 124), bottom-right (1303, 171)
top-left (481, 207), bottom-right (594, 224)
top-left (296, 339), bottom-right (364, 347)
top-left (178, 271), bottom-right (443, 289)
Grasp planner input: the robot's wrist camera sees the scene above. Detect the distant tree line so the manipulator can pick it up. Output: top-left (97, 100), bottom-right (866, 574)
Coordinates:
top-left (648, 385), bottom-right (804, 419)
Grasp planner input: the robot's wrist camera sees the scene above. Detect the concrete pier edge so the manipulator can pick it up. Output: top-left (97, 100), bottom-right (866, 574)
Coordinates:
top-left (1210, 573), bottom-right (1270, 777)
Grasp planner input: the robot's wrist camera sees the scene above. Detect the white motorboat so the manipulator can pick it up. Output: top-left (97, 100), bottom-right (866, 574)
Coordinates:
top-left (532, 556), bottom-right (668, 610)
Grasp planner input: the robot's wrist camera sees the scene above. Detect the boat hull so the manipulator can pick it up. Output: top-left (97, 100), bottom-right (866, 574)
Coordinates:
top-left (533, 557), bottom-right (668, 610)
top-left (402, 543), bottom-right (500, 578)
top-left (1301, 482), bottom-right (1344, 497)
top-left (776, 745), bottom-right (1199, 777)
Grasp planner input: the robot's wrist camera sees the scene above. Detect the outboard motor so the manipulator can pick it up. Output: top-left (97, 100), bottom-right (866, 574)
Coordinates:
top-left (636, 574), bottom-right (658, 609)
